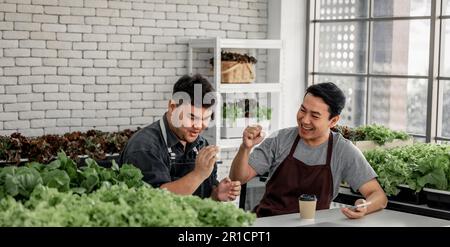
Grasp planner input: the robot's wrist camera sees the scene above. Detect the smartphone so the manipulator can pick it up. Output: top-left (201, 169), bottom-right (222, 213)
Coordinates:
top-left (346, 201), bottom-right (372, 210)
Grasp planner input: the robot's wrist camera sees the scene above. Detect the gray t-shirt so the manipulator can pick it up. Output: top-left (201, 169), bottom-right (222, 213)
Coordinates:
top-left (248, 127), bottom-right (377, 199)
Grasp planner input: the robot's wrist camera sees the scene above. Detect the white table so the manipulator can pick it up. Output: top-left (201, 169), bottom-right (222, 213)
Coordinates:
top-left (252, 208), bottom-right (450, 227)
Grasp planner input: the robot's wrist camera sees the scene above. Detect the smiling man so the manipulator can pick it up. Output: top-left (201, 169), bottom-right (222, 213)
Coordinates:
top-left (119, 74), bottom-right (240, 201)
top-left (230, 82), bottom-right (387, 218)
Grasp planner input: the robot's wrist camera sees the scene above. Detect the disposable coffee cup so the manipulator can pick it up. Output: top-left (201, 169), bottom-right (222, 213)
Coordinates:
top-left (299, 194), bottom-right (317, 219)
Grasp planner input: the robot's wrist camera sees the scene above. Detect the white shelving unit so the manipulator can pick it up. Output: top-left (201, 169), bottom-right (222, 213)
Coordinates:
top-left (188, 37), bottom-right (284, 149)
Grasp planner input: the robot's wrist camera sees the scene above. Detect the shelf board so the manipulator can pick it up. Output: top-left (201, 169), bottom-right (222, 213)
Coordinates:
top-left (218, 138), bottom-right (242, 149)
top-left (218, 129), bottom-right (274, 149)
top-left (189, 38), bottom-right (282, 49)
top-left (218, 83), bottom-right (282, 93)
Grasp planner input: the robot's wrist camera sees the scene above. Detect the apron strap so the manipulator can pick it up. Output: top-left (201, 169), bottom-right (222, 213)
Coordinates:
top-left (159, 118), bottom-right (175, 160)
top-left (290, 132), bottom-right (333, 164)
top-left (288, 135), bottom-right (301, 156)
top-left (325, 132), bottom-right (334, 166)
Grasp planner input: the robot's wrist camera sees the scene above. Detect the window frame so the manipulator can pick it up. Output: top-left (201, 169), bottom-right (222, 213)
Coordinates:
top-left (306, 0), bottom-right (449, 142)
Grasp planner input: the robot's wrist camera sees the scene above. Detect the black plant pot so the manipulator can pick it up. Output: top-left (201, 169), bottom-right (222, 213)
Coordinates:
top-left (423, 188), bottom-right (450, 210)
top-left (388, 185), bottom-right (426, 205)
top-left (77, 154), bottom-right (120, 168)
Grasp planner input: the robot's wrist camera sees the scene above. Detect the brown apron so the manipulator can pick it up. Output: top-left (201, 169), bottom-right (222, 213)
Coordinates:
top-left (254, 133), bottom-right (334, 217)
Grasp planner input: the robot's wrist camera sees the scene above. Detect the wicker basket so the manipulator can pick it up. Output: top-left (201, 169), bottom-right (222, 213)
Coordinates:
top-left (220, 61), bottom-right (255, 84)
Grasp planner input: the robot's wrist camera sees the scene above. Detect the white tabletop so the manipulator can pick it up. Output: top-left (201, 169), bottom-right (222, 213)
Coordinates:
top-left (252, 208), bottom-right (450, 227)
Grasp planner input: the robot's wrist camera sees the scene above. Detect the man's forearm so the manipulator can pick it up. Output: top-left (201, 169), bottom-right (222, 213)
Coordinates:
top-left (365, 190), bottom-right (388, 215)
top-left (229, 144), bottom-right (253, 183)
top-left (160, 171), bottom-right (204, 195)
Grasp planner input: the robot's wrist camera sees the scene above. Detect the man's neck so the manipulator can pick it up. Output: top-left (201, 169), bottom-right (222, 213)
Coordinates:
top-left (302, 130), bottom-right (331, 147)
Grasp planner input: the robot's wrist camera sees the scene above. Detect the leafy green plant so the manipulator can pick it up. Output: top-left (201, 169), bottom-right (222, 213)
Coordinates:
top-left (364, 149), bottom-right (413, 195)
top-left (0, 151), bottom-right (145, 201)
top-left (222, 104), bottom-right (271, 123)
top-left (0, 129), bottom-right (138, 165)
top-left (355, 125), bottom-right (410, 145)
top-left (209, 51), bottom-right (257, 66)
top-left (222, 104), bottom-right (244, 122)
top-left (117, 163), bottom-right (144, 188)
top-left (257, 106), bottom-right (272, 121)
top-left (0, 166), bottom-right (43, 199)
top-left (332, 124), bottom-right (410, 145)
top-left (0, 136), bottom-right (20, 164)
top-left (415, 153), bottom-right (449, 190)
top-left (41, 170), bottom-right (70, 193)
top-left (0, 136), bottom-right (11, 161)
top-left (0, 184), bottom-right (256, 227)
top-left (364, 143), bottom-right (450, 195)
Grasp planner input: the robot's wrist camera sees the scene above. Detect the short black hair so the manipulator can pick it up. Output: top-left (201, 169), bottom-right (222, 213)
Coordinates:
top-left (305, 82), bottom-right (346, 119)
top-left (172, 74), bottom-right (215, 108)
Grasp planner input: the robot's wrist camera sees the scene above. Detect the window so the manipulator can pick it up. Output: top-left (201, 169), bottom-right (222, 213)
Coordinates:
top-left (307, 0), bottom-right (450, 142)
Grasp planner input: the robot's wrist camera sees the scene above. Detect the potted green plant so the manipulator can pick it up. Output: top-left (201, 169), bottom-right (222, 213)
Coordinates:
top-left (257, 106), bottom-right (272, 130)
top-left (221, 103), bottom-right (245, 138)
top-left (0, 129), bottom-right (137, 167)
top-left (363, 143), bottom-right (450, 206)
top-left (220, 101), bottom-right (272, 139)
top-left (332, 125), bottom-right (413, 152)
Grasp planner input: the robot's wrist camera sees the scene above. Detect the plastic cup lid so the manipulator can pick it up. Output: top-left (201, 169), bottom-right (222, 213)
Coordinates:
top-left (299, 194), bottom-right (317, 201)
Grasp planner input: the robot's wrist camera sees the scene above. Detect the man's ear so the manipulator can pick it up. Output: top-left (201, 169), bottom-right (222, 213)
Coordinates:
top-left (168, 100), bottom-right (177, 112)
top-left (329, 115), bottom-right (340, 128)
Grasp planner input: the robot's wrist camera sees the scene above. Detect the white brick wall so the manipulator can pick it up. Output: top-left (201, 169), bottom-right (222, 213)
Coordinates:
top-left (17, 93), bottom-right (43, 102)
top-left (19, 110), bottom-right (44, 120)
top-left (0, 0), bottom-right (268, 177)
top-left (46, 110), bottom-right (70, 118)
top-left (57, 118), bottom-right (82, 127)
top-left (31, 119), bottom-right (56, 128)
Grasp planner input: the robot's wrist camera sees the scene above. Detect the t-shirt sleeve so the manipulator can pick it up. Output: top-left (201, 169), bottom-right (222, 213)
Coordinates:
top-left (340, 142), bottom-right (378, 192)
top-left (248, 134), bottom-right (277, 175)
top-left (121, 149), bottom-right (171, 188)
